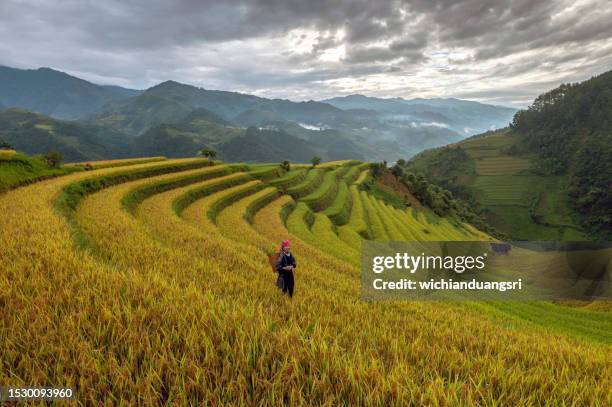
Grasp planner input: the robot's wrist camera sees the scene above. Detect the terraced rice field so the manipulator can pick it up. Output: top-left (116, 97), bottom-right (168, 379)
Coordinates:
top-left (0, 149), bottom-right (17, 159)
top-left (460, 132), bottom-right (531, 176)
top-left (473, 156), bottom-right (531, 175)
top-left (472, 175), bottom-right (537, 206)
top-left (459, 132), bottom-right (514, 150)
top-left (1, 157), bottom-right (610, 404)
top-left (458, 132), bottom-right (587, 239)
top-left (65, 156), bottom-right (168, 169)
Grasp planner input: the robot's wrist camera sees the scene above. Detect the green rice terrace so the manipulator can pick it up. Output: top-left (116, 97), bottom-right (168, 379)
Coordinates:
top-left (408, 130), bottom-right (591, 240)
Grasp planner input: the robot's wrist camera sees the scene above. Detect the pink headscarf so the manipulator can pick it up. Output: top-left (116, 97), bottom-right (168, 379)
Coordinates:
top-left (280, 240), bottom-right (290, 250)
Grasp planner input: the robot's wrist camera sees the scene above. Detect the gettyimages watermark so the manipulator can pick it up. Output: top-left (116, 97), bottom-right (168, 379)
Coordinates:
top-left (361, 241), bottom-right (612, 301)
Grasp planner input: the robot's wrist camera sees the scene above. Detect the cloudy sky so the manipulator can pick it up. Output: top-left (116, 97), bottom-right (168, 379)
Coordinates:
top-left (1, 0), bottom-right (611, 107)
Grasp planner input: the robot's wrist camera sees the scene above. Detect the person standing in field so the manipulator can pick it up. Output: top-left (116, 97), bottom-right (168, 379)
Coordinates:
top-left (276, 240), bottom-right (296, 298)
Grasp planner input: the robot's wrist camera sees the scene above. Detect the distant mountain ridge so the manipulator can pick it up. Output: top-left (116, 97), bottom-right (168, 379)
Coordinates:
top-left (0, 106), bottom-right (364, 163)
top-left (0, 66), bottom-right (141, 120)
top-left (93, 79), bottom-right (515, 160)
top-left (95, 80), bottom-right (363, 135)
top-left (0, 64), bottom-right (520, 162)
top-left (322, 94), bottom-right (516, 136)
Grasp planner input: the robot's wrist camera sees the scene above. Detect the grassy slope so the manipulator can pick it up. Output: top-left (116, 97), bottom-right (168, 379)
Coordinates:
top-left (0, 151), bottom-right (78, 192)
top-left (359, 173), bottom-right (409, 209)
top-left (408, 130), bottom-right (589, 240)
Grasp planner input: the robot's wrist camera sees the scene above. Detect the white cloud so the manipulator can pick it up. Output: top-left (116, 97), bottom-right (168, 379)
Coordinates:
top-left (411, 121), bottom-right (450, 129)
top-left (0, 0), bottom-right (611, 107)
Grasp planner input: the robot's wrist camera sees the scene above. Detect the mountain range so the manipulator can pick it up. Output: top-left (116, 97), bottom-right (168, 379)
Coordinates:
top-left (322, 94), bottom-right (516, 136)
top-left (0, 65), bottom-right (517, 162)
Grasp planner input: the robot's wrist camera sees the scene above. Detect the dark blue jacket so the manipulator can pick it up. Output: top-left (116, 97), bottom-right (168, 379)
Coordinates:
top-left (276, 252), bottom-right (296, 273)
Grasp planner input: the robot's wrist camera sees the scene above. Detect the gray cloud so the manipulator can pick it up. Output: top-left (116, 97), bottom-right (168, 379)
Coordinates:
top-left (0, 0), bottom-right (611, 106)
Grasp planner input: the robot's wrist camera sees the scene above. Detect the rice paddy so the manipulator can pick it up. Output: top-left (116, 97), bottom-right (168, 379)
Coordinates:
top-left (449, 131), bottom-right (588, 239)
top-left (0, 149), bottom-right (17, 159)
top-left (0, 157), bottom-right (610, 404)
top-left (65, 156), bottom-right (167, 169)
top-left (473, 156), bottom-right (531, 176)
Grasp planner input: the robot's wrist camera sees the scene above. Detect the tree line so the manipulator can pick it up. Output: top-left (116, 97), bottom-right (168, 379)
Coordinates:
top-left (370, 161), bottom-right (503, 238)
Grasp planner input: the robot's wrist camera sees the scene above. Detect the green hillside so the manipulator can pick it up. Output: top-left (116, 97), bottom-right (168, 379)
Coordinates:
top-left (0, 150), bottom-right (78, 192)
top-left (407, 71), bottom-right (612, 240)
top-left (511, 70), bottom-right (612, 238)
top-left (0, 108), bottom-right (131, 161)
top-left (92, 91), bottom-right (194, 135)
top-left (406, 129), bottom-right (591, 240)
top-left (130, 108), bottom-right (243, 157)
top-left (216, 127), bottom-right (319, 162)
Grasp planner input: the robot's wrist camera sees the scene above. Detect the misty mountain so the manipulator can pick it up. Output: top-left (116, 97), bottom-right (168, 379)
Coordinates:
top-left (250, 121), bottom-right (367, 161)
top-left (217, 127), bottom-right (319, 163)
top-left (93, 90), bottom-right (194, 135)
top-left (141, 80), bottom-right (361, 128)
top-left (95, 80), bottom-right (363, 135)
top-left (322, 94), bottom-right (517, 136)
top-left (130, 111), bottom-right (363, 162)
top-left (1, 65), bottom-right (521, 162)
top-left (0, 103), bottom-right (363, 163)
top-left (93, 79), bottom-right (513, 160)
top-left (130, 108), bottom-right (244, 158)
top-left (233, 108), bottom-right (283, 126)
top-left (0, 66), bottom-right (141, 120)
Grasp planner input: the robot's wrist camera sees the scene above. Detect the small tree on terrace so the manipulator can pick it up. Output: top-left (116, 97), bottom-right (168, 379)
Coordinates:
top-left (44, 151), bottom-right (63, 168)
top-left (370, 161), bottom-right (387, 178)
top-left (280, 160), bottom-right (291, 171)
top-left (200, 148), bottom-right (217, 160)
top-left (0, 138), bottom-right (12, 150)
top-left (310, 156), bottom-right (321, 168)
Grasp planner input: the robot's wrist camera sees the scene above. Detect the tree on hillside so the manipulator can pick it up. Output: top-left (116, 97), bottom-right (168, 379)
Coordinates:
top-left (0, 138), bottom-right (12, 150)
top-left (311, 156), bottom-right (321, 168)
top-left (370, 161), bottom-right (387, 178)
top-left (280, 160), bottom-right (291, 171)
top-left (44, 151), bottom-right (63, 168)
top-left (391, 164), bottom-right (403, 177)
top-left (199, 148), bottom-right (217, 160)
